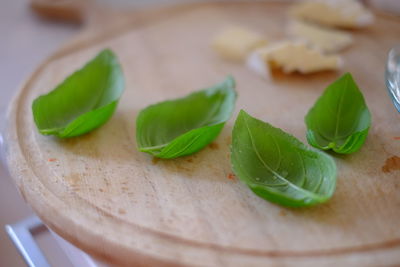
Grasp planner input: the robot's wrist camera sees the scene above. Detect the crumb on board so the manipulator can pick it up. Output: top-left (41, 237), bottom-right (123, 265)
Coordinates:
top-left (393, 137), bottom-right (400, 140)
top-left (118, 208), bottom-right (126, 215)
top-left (48, 158), bottom-right (57, 162)
top-left (152, 157), bottom-right (160, 165)
top-left (209, 143), bottom-right (219, 150)
top-left (382, 156), bottom-right (400, 173)
top-left (227, 173), bottom-right (236, 180)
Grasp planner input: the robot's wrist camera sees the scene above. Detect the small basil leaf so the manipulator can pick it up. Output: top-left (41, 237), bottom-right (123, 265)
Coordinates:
top-left (305, 73), bottom-right (371, 154)
top-left (32, 49), bottom-right (124, 138)
top-left (231, 110), bottom-right (337, 207)
top-left (136, 76), bottom-right (236, 159)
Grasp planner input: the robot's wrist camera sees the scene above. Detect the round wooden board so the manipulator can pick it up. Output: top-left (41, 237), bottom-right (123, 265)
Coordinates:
top-left (6, 2), bottom-right (400, 266)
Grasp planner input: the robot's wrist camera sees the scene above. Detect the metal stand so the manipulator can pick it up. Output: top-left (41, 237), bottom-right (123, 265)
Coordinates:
top-left (5, 216), bottom-right (50, 267)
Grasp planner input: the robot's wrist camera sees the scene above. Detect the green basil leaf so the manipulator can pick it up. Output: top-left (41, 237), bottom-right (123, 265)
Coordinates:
top-left (32, 49), bottom-right (124, 138)
top-left (231, 110), bottom-right (336, 207)
top-left (136, 76), bottom-right (236, 159)
top-left (305, 73), bottom-right (371, 154)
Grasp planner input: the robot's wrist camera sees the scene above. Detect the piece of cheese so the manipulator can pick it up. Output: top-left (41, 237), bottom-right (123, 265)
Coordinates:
top-left (212, 27), bottom-right (267, 61)
top-left (288, 20), bottom-right (352, 53)
top-left (289, 0), bottom-right (374, 29)
top-left (247, 41), bottom-right (342, 78)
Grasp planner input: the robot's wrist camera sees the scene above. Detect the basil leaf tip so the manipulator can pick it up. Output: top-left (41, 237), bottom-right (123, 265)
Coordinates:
top-left (305, 72), bottom-right (371, 154)
top-left (231, 110), bottom-right (337, 207)
top-left (32, 49), bottom-right (125, 138)
top-left (136, 76), bottom-right (237, 159)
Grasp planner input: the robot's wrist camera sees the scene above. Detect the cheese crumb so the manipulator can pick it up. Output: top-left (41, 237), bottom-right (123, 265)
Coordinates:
top-left (212, 27), bottom-right (267, 62)
top-left (247, 41), bottom-right (342, 78)
top-left (288, 20), bottom-right (353, 53)
top-left (289, 0), bottom-right (374, 29)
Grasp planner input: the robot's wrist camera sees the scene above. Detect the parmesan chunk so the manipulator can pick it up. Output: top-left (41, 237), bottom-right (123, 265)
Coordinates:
top-left (290, 0), bottom-right (374, 29)
top-left (213, 27), bottom-right (267, 61)
top-left (288, 20), bottom-right (352, 53)
top-left (247, 41), bottom-right (342, 77)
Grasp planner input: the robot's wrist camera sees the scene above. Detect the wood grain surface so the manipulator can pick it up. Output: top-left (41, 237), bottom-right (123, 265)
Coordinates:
top-left (6, 2), bottom-right (400, 266)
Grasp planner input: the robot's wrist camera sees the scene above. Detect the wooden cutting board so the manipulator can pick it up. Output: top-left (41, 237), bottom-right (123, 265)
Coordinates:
top-left (6, 1), bottom-right (400, 266)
